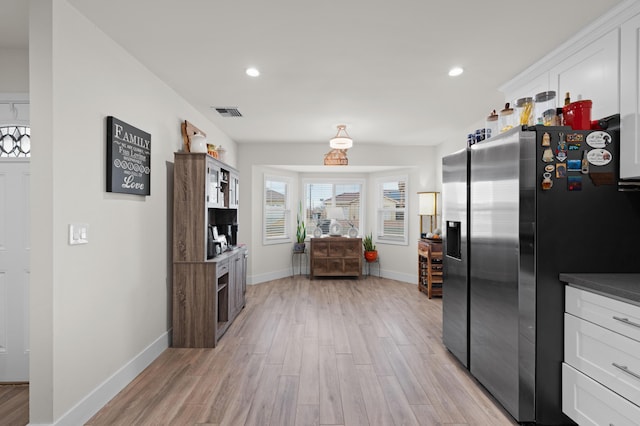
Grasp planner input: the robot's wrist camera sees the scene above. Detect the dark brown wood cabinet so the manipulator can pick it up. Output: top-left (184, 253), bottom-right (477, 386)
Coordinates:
top-left (310, 237), bottom-right (362, 279)
top-left (172, 152), bottom-right (246, 348)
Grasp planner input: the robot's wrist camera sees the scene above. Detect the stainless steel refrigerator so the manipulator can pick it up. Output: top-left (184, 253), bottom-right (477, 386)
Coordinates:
top-left (442, 149), bottom-right (470, 368)
top-left (442, 121), bottom-right (640, 425)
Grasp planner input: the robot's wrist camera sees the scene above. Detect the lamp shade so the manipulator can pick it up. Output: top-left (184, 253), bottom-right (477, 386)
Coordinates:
top-left (327, 206), bottom-right (345, 220)
top-left (329, 125), bottom-right (353, 149)
top-left (418, 192), bottom-right (437, 216)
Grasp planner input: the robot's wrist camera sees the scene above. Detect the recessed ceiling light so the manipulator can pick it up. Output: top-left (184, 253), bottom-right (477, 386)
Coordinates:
top-left (448, 67), bottom-right (464, 77)
top-left (246, 67), bottom-right (260, 77)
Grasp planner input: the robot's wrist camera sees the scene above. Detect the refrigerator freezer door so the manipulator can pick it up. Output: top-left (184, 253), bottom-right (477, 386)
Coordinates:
top-left (442, 149), bottom-right (470, 368)
top-left (469, 128), bottom-right (536, 422)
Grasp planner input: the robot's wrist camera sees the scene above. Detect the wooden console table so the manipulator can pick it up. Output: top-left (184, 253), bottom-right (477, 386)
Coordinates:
top-left (310, 237), bottom-right (362, 279)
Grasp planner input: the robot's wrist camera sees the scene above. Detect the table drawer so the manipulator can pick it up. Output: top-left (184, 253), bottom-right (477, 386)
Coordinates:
top-left (566, 286), bottom-right (640, 342)
top-left (563, 363), bottom-right (640, 426)
top-left (312, 241), bottom-right (330, 257)
top-left (565, 313), bottom-right (640, 404)
top-left (216, 260), bottom-right (229, 278)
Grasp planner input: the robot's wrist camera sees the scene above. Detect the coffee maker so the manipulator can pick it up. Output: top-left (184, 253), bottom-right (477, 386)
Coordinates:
top-left (226, 224), bottom-right (238, 247)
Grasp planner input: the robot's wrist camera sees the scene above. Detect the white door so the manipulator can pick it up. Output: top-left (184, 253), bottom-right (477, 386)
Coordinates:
top-left (0, 159), bottom-right (30, 382)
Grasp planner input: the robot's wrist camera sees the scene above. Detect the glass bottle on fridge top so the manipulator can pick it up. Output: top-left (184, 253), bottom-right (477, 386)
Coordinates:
top-left (534, 91), bottom-right (557, 126)
top-left (499, 103), bottom-right (515, 133)
top-left (515, 97), bottom-right (534, 126)
top-left (485, 109), bottom-right (498, 140)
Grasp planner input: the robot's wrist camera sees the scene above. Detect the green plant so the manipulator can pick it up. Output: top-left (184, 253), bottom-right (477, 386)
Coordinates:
top-left (363, 233), bottom-right (376, 252)
top-left (296, 201), bottom-right (306, 243)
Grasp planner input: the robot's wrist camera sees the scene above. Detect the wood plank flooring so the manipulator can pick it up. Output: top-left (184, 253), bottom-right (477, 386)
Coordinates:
top-left (88, 276), bottom-right (516, 426)
top-left (0, 383), bottom-right (28, 426)
top-left (1, 276), bottom-right (518, 426)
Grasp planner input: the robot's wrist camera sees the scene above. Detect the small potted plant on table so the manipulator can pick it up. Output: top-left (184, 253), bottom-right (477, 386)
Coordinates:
top-left (294, 201), bottom-right (306, 253)
top-left (363, 232), bottom-right (377, 262)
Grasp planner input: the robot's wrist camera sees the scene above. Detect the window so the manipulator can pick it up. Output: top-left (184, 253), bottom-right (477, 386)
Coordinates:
top-left (264, 175), bottom-right (291, 244)
top-left (376, 175), bottom-right (408, 245)
top-left (0, 126), bottom-right (30, 158)
top-left (303, 180), bottom-right (364, 237)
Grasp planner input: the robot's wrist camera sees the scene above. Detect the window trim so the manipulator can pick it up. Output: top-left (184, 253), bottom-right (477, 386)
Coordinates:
top-left (375, 174), bottom-right (409, 246)
top-left (263, 174), bottom-right (292, 245)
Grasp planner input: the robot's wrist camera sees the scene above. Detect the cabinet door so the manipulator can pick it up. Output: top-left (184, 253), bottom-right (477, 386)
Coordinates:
top-left (550, 29), bottom-right (619, 121)
top-left (173, 263), bottom-right (217, 348)
top-left (229, 173), bottom-right (239, 209)
top-left (234, 253), bottom-right (244, 311)
top-left (241, 251), bottom-right (247, 299)
top-left (228, 254), bottom-right (237, 317)
top-left (502, 72), bottom-right (551, 109)
top-left (621, 14), bottom-right (640, 179)
top-left (206, 158), bottom-right (221, 207)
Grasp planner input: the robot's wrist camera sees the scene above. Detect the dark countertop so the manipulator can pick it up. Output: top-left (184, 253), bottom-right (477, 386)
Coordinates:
top-left (559, 273), bottom-right (640, 306)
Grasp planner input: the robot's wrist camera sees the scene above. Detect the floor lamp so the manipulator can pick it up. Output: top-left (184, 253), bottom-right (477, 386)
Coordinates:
top-left (418, 192), bottom-right (438, 237)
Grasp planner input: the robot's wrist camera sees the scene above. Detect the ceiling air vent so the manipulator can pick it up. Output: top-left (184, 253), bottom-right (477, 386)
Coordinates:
top-left (213, 107), bottom-right (242, 117)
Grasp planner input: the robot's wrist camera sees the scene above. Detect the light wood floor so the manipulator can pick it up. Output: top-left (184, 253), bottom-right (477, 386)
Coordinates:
top-left (1, 276), bottom-right (517, 426)
top-left (0, 383), bottom-right (28, 426)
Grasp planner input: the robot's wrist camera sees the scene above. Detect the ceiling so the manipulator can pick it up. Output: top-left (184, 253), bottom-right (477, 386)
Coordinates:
top-left (1, 0), bottom-right (623, 148)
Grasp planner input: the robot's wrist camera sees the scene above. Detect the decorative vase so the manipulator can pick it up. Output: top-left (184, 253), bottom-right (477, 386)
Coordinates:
top-left (293, 242), bottom-right (306, 253)
top-left (364, 250), bottom-right (378, 262)
top-left (190, 134), bottom-right (208, 153)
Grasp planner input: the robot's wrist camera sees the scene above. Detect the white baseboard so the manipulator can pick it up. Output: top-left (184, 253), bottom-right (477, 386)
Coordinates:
top-left (248, 268), bottom-right (292, 285)
top-left (380, 269), bottom-right (415, 285)
top-left (249, 268), bottom-right (416, 286)
top-left (41, 331), bottom-right (170, 426)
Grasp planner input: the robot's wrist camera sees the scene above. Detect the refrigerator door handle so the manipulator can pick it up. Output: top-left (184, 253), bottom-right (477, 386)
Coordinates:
top-left (612, 316), bottom-right (640, 329)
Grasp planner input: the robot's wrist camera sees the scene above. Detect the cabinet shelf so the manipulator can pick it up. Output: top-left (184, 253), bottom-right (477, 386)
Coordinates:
top-left (418, 239), bottom-right (443, 298)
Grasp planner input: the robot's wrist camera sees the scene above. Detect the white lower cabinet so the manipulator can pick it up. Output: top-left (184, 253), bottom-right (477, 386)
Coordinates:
top-left (564, 286), bottom-right (640, 425)
top-left (563, 363), bottom-right (640, 426)
top-left (565, 313), bottom-right (640, 404)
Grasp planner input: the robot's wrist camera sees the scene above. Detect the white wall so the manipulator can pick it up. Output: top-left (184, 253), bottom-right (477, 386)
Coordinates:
top-left (29, 1), bottom-right (236, 423)
top-left (0, 48), bottom-right (29, 93)
top-left (238, 142), bottom-right (439, 285)
top-left (434, 119), bottom-right (483, 192)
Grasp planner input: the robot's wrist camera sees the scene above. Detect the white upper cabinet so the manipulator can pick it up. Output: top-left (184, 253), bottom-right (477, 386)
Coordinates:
top-left (620, 13), bottom-right (640, 179)
top-left (550, 29), bottom-right (620, 121)
top-left (502, 73), bottom-right (550, 110)
top-left (501, 29), bottom-right (620, 126)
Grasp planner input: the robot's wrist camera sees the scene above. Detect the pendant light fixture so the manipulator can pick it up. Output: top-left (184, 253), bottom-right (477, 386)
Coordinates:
top-left (329, 124), bottom-right (353, 149)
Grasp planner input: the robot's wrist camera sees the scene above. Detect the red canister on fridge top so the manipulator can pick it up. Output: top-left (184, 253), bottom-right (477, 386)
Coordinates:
top-left (562, 99), bottom-right (592, 130)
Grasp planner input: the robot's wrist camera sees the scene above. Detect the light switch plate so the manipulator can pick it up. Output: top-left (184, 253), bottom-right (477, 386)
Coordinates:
top-left (69, 223), bottom-right (89, 245)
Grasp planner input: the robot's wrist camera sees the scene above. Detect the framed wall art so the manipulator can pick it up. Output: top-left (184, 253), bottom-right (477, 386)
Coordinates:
top-left (106, 116), bottom-right (151, 196)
